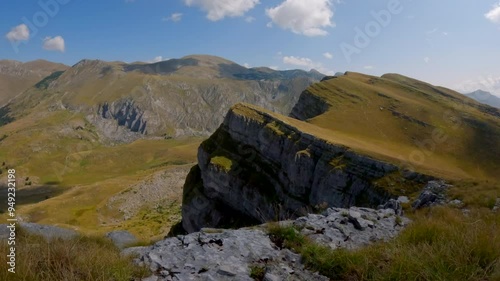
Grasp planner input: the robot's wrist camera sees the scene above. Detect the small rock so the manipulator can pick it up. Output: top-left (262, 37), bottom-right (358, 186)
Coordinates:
top-left (448, 199), bottom-right (464, 208)
top-left (217, 265), bottom-right (237, 277)
top-left (378, 199), bottom-right (403, 216)
top-left (493, 198), bottom-right (500, 212)
top-left (106, 230), bottom-right (138, 249)
top-left (141, 275), bottom-right (159, 281)
top-left (397, 196), bottom-right (409, 204)
top-left (264, 273), bottom-right (281, 281)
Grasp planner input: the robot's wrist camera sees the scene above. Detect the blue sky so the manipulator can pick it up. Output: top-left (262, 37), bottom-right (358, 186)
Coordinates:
top-left (1, 0), bottom-right (500, 95)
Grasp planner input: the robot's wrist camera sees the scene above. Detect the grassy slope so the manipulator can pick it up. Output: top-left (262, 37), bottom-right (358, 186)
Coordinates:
top-left (0, 60), bottom-right (68, 106)
top-left (0, 107), bottom-right (200, 239)
top-left (297, 72), bottom-right (500, 183)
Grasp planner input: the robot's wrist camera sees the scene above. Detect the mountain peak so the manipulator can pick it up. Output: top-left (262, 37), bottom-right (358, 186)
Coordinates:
top-left (179, 54), bottom-right (236, 65)
top-left (466, 89), bottom-right (500, 108)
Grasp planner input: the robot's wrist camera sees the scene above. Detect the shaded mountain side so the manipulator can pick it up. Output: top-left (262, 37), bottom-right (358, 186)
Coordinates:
top-left (181, 103), bottom-right (432, 233)
top-left (2, 55), bottom-right (323, 142)
top-left (290, 72), bottom-right (500, 181)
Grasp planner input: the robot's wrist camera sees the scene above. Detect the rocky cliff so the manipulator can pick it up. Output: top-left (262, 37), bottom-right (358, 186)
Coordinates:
top-left (181, 103), bottom-right (428, 233)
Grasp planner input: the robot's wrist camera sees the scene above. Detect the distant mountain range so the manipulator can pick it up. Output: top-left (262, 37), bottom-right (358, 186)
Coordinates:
top-left (465, 90), bottom-right (500, 109)
top-left (0, 55), bottom-right (324, 143)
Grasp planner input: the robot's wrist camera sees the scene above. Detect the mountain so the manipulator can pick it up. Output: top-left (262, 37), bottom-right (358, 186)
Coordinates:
top-left (290, 73), bottom-right (500, 181)
top-left (182, 72), bottom-right (500, 232)
top-left (465, 89), bottom-right (500, 108)
top-left (3, 55), bottom-right (324, 142)
top-left (0, 59), bottom-right (68, 106)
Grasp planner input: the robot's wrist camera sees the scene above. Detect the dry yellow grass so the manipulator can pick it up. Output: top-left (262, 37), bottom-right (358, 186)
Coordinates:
top-left (0, 229), bottom-right (149, 281)
top-left (268, 207), bottom-right (500, 281)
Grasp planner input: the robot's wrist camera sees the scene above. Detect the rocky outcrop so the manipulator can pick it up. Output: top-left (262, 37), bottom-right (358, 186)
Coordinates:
top-left (181, 103), bottom-right (427, 233)
top-left (98, 101), bottom-right (147, 134)
top-left (125, 206), bottom-right (407, 281)
top-left (411, 180), bottom-right (451, 209)
top-left (289, 89), bottom-right (330, 120)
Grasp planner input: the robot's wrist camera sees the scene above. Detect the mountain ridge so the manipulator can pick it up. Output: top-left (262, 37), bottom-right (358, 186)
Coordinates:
top-left (465, 89), bottom-right (500, 109)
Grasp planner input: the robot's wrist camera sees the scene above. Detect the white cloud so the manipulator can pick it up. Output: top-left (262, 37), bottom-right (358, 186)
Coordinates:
top-left (363, 65), bottom-right (374, 70)
top-left (184, 0), bottom-right (259, 21)
top-left (426, 28), bottom-right (438, 35)
top-left (266, 0), bottom-right (334, 36)
top-left (163, 13), bottom-right (183, 22)
top-left (5, 24), bottom-right (30, 42)
top-left (456, 75), bottom-right (500, 97)
top-left (269, 66), bottom-right (279, 70)
top-left (42, 36), bottom-right (65, 52)
top-left (243, 63), bottom-right (250, 68)
top-left (149, 56), bottom-right (167, 63)
top-left (424, 57), bottom-right (430, 64)
top-left (283, 55), bottom-right (333, 75)
top-left (245, 16), bottom-right (255, 23)
top-left (485, 1), bottom-right (500, 23)
top-left (323, 52), bottom-right (333, 59)
top-left (283, 56), bottom-right (314, 67)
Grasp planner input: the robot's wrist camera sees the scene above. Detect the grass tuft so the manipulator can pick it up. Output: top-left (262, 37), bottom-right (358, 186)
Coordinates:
top-left (0, 228), bottom-right (149, 281)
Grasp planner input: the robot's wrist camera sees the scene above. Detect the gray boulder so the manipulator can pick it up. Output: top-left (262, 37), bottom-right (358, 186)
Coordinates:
top-left (377, 199), bottom-right (403, 216)
top-left (412, 180), bottom-right (451, 209)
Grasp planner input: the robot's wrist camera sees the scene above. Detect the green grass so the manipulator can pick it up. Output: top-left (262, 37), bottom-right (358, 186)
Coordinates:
top-left (268, 207), bottom-right (500, 281)
top-left (249, 264), bottom-right (266, 280)
top-left (0, 228), bottom-right (149, 281)
top-left (210, 156), bottom-right (234, 171)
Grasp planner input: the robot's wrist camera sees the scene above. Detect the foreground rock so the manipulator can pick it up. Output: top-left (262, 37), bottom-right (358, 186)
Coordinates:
top-left (411, 180), bottom-right (452, 209)
top-left (182, 103), bottom-right (430, 233)
top-left (125, 206), bottom-right (407, 281)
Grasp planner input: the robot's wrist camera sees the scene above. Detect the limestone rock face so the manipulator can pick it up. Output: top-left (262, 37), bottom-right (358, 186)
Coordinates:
top-left (125, 206), bottom-right (407, 281)
top-left (182, 103), bottom-right (427, 233)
